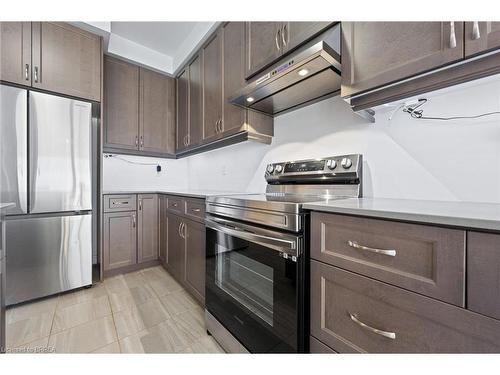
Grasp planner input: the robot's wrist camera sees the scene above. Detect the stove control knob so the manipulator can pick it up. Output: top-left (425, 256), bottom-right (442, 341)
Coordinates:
top-left (266, 164), bottom-right (274, 173)
top-left (326, 159), bottom-right (337, 170)
top-left (341, 157), bottom-right (352, 169)
top-left (275, 165), bottom-right (283, 173)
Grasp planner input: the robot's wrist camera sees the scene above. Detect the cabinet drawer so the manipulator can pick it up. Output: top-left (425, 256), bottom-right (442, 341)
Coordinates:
top-left (311, 212), bottom-right (465, 306)
top-left (310, 260), bottom-right (500, 353)
top-left (310, 336), bottom-right (337, 354)
top-left (166, 195), bottom-right (185, 214)
top-left (104, 194), bottom-right (137, 212)
top-left (184, 198), bottom-right (205, 222)
top-left (467, 231), bottom-right (500, 320)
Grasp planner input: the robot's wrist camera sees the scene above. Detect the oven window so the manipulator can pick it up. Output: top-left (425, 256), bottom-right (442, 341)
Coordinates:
top-left (216, 244), bottom-right (274, 326)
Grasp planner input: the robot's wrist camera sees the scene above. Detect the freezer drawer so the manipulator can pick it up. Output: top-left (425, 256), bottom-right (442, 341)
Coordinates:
top-left (0, 85), bottom-right (28, 215)
top-left (29, 91), bottom-right (93, 213)
top-left (5, 213), bottom-right (92, 305)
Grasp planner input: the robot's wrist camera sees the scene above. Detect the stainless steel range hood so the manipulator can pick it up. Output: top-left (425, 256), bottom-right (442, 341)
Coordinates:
top-left (231, 25), bottom-right (341, 116)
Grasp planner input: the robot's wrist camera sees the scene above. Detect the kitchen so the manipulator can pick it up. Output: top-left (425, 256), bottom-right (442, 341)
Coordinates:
top-left (1, 1), bottom-right (500, 372)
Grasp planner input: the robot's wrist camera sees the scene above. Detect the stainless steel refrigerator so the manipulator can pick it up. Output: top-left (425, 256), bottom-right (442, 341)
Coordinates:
top-left (0, 84), bottom-right (97, 306)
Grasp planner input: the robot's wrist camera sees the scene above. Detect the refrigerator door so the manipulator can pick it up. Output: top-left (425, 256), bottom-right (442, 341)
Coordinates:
top-left (5, 213), bottom-right (92, 305)
top-left (29, 92), bottom-right (92, 214)
top-left (0, 85), bottom-right (28, 215)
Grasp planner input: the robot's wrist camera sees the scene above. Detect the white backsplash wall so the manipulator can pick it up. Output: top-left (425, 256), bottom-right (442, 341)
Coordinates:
top-left (103, 76), bottom-right (500, 203)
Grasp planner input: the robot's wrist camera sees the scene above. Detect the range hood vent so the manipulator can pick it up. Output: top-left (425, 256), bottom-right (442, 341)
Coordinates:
top-left (231, 27), bottom-right (341, 116)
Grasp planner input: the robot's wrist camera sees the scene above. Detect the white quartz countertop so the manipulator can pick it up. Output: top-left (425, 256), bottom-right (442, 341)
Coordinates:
top-left (102, 189), bottom-right (244, 199)
top-left (303, 198), bottom-right (500, 232)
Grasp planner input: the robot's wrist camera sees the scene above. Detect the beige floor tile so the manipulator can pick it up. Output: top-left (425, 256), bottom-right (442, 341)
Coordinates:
top-left (103, 275), bottom-right (129, 295)
top-left (91, 341), bottom-right (121, 353)
top-left (7, 335), bottom-right (52, 354)
top-left (159, 290), bottom-right (200, 316)
top-left (57, 283), bottom-right (107, 310)
top-left (48, 315), bottom-right (117, 353)
top-left (128, 283), bottom-right (156, 305)
top-left (52, 294), bottom-right (112, 334)
top-left (123, 271), bottom-right (148, 289)
top-left (6, 310), bottom-right (54, 348)
top-left (191, 336), bottom-right (225, 353)
top-left (119, 318), bottom-right (196, 353)
top-left (149, 276), bottom-right (183, 297)
top-left (6, 296), bottom-right (58, 324)
top-left (141, 266), bottom-right (170, 283)
top-left (113, 298), bottom-right (171, 339)
top-left (172, 309), bottom-right (206, 341)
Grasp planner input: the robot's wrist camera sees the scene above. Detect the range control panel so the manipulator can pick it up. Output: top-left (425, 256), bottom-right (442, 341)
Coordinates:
top-left (265, 154), bottom-right (362, 183)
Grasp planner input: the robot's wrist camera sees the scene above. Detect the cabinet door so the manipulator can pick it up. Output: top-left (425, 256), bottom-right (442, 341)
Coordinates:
top-left (465, 22), bottom-right (500, 57)
top-left (31, 22), bottom-right (101, 101)
top-left (184, 219), bottom-right (205, 305)
top-left (202, 32), bottom-right (222, 141)
top-left (222, 22), bottom-right (246, 134)
top-left (188, 54), bottom-right (203, 147)
top-left (103, 211), bottom-right (137, 271)
top-left (282, 22), bottom-right (332, 52)
top-left (176, 68), bottom-right (189, 152)
top-left (104, 56), bottom-right (139, 150)
top-left (341, 22), bottom-right (464, 97)
top-left (137, 194), bottom-right (158, 263)
top-left (467, 232), bottom-right (500, 320)
top-left (159, 196), bottom-right (168, 265)
top-left (0, 22), bottom-right (31, 86)
top-left (139, 68), bottom-right (176, 155)
top-left (167, 214), bottom-right (185, 283)
top-left (245, 22), bottom-right (283, 79)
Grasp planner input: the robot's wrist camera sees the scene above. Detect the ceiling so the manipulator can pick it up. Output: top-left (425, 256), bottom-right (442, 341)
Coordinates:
top-left (111, 22), bottom-right (210, 56)
top-left (75, 21), bottom-right (217, 74)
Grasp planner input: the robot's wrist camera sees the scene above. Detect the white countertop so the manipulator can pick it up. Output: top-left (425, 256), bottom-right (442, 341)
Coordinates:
top-left (102, 189), bottom-right (244, 199)
top-left (303, 198), bottom-right (500, 232)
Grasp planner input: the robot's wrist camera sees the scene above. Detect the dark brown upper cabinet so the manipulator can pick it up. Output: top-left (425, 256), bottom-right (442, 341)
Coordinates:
top-left (245, 22), bottom-right (333, 79)
top-left (104, 56), bottom-right (176, 157)
top-left (245, 22), bottom-right (283, 79)
top-left (139, 68), bottom-right (176, 155)
top-left (341, 22), bottom-right (465, 99)
top-left (188, 54), bottom-right (203, 148)
top-left (202, 32), bottom-right (223, 142)
top-left (31, 22), bottom-right (101, 101)
top-left (104, 56), bottom-right (140, 151)
top-left (0, 22), bottom-right (31, 86)
top-left (176, 68), bottom-right (189, 153)
top-left (465, 22), bottom-right (500, 57)
top-left (137, 194), bottom-right (159, 264)
top-left (0, 22), bottom-right (100, 101)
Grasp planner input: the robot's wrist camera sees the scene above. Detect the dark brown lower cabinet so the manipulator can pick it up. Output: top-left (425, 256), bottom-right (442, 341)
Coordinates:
top-left (166, 213), bottom-right (185, 282)
top-left (467, 231), bottom-right (500, 320)
top-left (103, 211), bottom-right (137, 271)
top-left (159, 196), bottom-right (168, 265)
top-left (137, 194), bottom-right (158, 263)
top-left (310, 260), bottom-right (500, 353)
top-left (184, 219), bottom-right (206, 304)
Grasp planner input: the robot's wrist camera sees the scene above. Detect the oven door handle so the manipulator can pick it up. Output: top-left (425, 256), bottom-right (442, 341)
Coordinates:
top-left (205, 217), bottom-right (300, 258)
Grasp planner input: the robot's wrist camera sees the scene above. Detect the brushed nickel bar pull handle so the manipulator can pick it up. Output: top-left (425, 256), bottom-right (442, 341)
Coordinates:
top-left (186, 134), bottom-right (190, 146)
top-left (182, 222), bottom-right (187, 239)
top-left (140, 135), bottom-right (144, 148)
top-left (25, 64), bottom-right (30, 81)
top-left (275, 28), bottom-right (281, 51)
top-left (472, 21), bottom-right (481, 40)
top-left (219, 118), bottom-right (223, 133)
top-left (281, 24), bottom-right (287, 47)
top-left (132, 213), bottom-right (136, 228)
top-left (139, 199), bottom-right (142, 211)
top-left (449, 21), bottom-right (457, 48)
top-left (349, 313), bottom-right (396, 340)
top-left (347, 240), bottom-right (396, 257)
top-left (135, 136), bottom-right (138, 147)
top-left (178, 222), bottom-right (183, 237)
top-left (191, 208), bottom-right (201, 212)
top-left (34, 66), bottom-right (39, 83)
top-left (112, 201), bottom-right (129, 205)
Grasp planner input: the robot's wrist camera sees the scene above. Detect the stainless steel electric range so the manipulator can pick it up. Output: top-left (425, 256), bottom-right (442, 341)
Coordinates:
top-left (204, 154), bottom-right (363, 353)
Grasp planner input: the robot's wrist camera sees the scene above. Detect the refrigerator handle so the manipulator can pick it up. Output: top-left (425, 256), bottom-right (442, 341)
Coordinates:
top-left (29, 93), bottom-right (39, 213)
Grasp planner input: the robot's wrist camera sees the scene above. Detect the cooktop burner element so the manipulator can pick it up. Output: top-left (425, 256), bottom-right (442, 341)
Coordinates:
top-left (206, 154), bottom-right (363, 232)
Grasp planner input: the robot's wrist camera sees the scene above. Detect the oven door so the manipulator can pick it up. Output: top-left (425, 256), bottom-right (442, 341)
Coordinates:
top-left (205, 215), bottom-right (304, 353)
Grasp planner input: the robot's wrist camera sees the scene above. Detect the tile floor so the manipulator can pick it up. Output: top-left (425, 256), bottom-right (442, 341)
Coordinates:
top-left (5, 266), bottom-right (224, 354)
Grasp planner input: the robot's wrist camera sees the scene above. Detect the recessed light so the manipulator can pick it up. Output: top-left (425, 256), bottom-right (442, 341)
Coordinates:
top-left (298, 69), bottom-right (309, 77)
top-left (246, 97), bottom-right (255, 103)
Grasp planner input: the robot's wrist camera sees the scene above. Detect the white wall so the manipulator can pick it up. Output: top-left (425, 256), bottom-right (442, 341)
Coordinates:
top-left (103, 76), bottom-right (500, 203)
